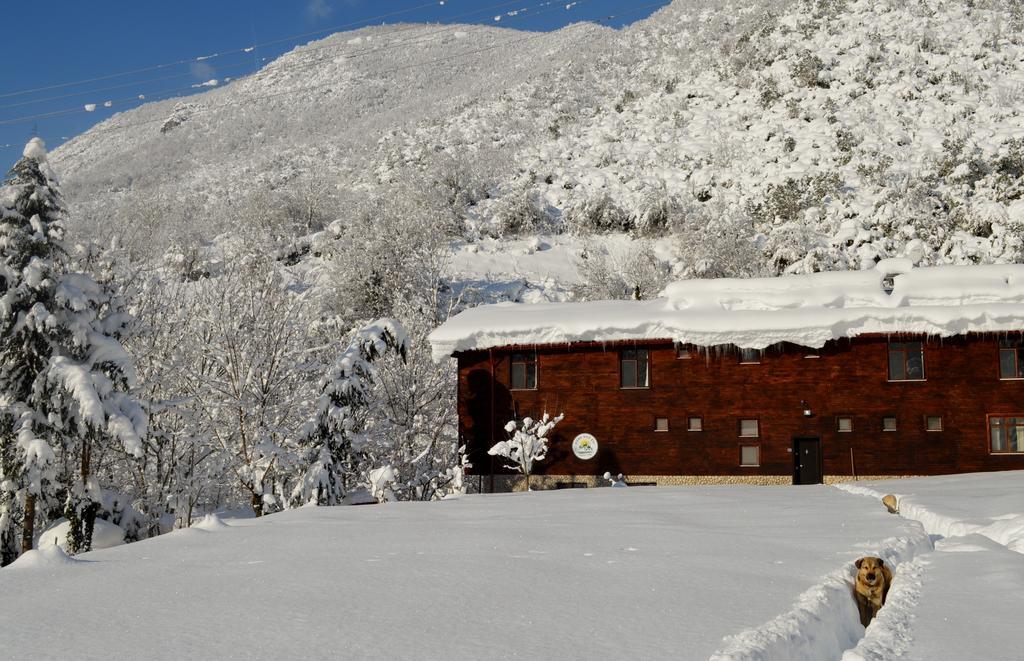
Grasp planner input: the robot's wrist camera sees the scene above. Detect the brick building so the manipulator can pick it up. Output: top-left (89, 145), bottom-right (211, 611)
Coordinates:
top-left (430, 261), bottom-right (1024, 489)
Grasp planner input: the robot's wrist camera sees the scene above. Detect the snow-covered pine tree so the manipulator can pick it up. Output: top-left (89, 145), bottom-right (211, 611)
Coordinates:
top-left (292, 319), bottom-right (407, 506)
top-left (488, 412), bottom-right (564, 491)
top-left (0, 139), bottom-right (146, 557)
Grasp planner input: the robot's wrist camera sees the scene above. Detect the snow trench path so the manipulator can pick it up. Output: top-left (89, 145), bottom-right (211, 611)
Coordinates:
top-left (708, 527), bottom-right (933, 661)
top-left (835, 480), bottom-right (1024, 661)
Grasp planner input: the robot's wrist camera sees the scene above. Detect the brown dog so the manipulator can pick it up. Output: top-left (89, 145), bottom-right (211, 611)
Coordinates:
top-left (854, 556), bottom-right (893, 627)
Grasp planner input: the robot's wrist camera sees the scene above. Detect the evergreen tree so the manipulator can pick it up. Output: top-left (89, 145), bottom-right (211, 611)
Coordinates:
top-left (291, 319), bottom-right (407, 506)
top-left (0, 139), bottom-right (146, 558)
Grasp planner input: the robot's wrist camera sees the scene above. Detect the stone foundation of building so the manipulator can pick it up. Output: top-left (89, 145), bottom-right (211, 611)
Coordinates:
top-left (467, 474), bottom-right (920, 493)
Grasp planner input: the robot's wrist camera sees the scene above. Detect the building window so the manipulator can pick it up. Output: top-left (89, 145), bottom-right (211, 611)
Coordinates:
top-left (739, 348), bottom-right (762, 364)
top-left (925, 416), bottom-right (943, 432)
top-left (739, 419), bottom-right (759, 437)
top-left (740, 445), bottom-right (760, 467)
top-left (655, 417), bottom-right (669, 432)
top-left (888, 341), bottom-right (925, 381)
top-left (999, 339), bottom-right (1024, 379)
top-left (687, 416), bottom-right (703, 432)
top-left (990, 417), bottom-right (1024, 454)
top-left (510, 352), bottom-right (537, 390)
top-left (620, 349), bottom-right (649, 389)
top-left (882, 416), bottom-right (897, 432)
top-left (837, 416), bottom-right (853, 433)
top-left (675, 343), bottom-right (693, 359)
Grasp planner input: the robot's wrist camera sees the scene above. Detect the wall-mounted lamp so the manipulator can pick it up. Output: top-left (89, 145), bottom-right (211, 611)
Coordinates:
top-left (801, 400), bottom-right (813, 418)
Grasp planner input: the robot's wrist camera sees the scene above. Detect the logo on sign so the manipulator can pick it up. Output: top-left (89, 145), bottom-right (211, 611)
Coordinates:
top-left (572, 433), bottom-right (598, 460)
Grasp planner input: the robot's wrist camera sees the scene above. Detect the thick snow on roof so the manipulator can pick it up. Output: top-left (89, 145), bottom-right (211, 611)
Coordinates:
top-left (429, 260), bottom-right (1024, 361)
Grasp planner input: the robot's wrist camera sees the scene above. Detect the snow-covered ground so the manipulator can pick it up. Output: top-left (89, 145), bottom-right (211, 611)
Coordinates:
top-left (2, 473), bottom-right (1021, 660)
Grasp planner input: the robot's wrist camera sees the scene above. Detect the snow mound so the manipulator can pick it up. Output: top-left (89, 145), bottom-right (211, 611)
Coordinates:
top-left (22, 137), bottom-right (47, 162)
top-left (430, 262), bottom-right (1024, 360)
top-left (37, 518), bottom-right (126, 552)
top-left (191, 513), bottom-right (230, 531)
top-left (8, 545), bottom-right (81, 570)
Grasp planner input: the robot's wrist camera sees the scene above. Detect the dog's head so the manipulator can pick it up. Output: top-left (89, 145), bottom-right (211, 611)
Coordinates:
top-left (855, 556), bottom-right (887, 588)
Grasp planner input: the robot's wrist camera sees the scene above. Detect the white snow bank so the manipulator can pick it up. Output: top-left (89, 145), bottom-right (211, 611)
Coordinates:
top-left (7, 545), bottom-right (81, 570)
top-left (0, 486), bottom-right (919, 660)
top-left (37, 518), bottom-right (126, 552)
top-left (429, 262), bottom-right (1024, 360)
top-left (191, 513), bottom-right (230, 531)
top-left (836, 470), bottom-right (1024, 553)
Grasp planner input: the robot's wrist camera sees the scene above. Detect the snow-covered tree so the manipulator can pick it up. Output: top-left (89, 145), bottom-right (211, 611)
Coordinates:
top-left (292, 319), bottom-right (407, 506)
top-left (488, 412), bottom-right (564, 491)
top-left (187, 264), bottom-right (310, 517)
top-left (0, 139), bottom-right (146, 557)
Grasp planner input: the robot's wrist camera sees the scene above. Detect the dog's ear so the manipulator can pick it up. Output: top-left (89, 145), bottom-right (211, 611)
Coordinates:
top-left (855, 558), bottom-right (863, 569)
top-left (877, 558), bottom-right (885, 567)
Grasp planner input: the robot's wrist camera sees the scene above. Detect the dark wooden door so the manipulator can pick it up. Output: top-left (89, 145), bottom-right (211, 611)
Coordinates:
top-left (794, 437), bottom-right (823, 485)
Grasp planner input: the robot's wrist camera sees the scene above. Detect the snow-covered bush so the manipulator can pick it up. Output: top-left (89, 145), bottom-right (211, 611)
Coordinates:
top-left (563, 194), bottom-right (630, 235)
top-left (673, 205), bottom-right (767, 279)
top-left (574, 241), bottom-right (671, 301)
top-left (488, 412), bottom-right (564, 491)
top-left (491, 188), bottom-right (549, 237)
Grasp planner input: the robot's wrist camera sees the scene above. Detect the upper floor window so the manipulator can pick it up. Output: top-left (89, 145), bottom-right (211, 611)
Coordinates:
top-left (739, 348), bottom-right (762, 364)
top-left (620, 349), bottom-right (649, 389)
top-left (837, 416), bottom-right (854, 433)
top-left (510, 352), bottom-right (537, 390)
top-left (999, 339), bottom-right (1024, 379)
top-left (675, 343), bottom-right (693, 359)
top-left (882, 416), bottom-right (898, 432)
top-left (989, 417), bottom-right (1024, 454)
top-left (888, 341), bottom-right (925, 381)
top-left (739, 418), bottom-right (760, 437)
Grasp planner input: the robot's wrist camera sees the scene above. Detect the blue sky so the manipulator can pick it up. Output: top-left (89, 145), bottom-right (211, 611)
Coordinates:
top-left (0, 0), bottom-right (669, 163)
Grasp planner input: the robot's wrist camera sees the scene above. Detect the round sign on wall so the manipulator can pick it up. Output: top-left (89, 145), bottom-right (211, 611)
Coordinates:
top-left (572, 433), bottom-right (598, 460)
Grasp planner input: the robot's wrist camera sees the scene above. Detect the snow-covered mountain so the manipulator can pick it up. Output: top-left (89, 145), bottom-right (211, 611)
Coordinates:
top-left (53, 0), bottom-right (1024, 282)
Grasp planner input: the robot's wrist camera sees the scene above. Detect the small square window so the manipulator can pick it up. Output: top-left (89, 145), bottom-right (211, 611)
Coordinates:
top-left (837, 416), bottom-right (853, 433)
top-left (687, 416), bottom-right (703, 432)
top-left (739, 348), bottom-right (762, 364)
top-left (739, 419), bottom-right (759, 437)
top-left (675, 343), bottom-right (693, 359)
top-left (655, 417), bottom-right (669, 432)
top-left (740, 445), bottom-right (760, 467)
top-left (926, 416), bottom-right (943, 432)
top-left (882, 416), bottom-right (897, 432)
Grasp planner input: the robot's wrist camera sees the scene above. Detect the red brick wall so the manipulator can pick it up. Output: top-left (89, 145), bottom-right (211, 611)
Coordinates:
top-left (457, 334), bottom-right (1024, 481)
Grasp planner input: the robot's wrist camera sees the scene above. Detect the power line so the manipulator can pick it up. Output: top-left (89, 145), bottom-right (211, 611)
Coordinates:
top-left (0, 1), bottom-right (667, 147)
top-left (0, 0), bottom-right (593, 128)
top-left (0, 0), bottom-right (528, 102)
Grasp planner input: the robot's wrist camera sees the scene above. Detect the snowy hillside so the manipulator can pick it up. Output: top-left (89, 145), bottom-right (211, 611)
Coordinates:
top-left (51, 0), bottom-right (1024, 283)
top-left (2, 472), bottom-right (1022, 660)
